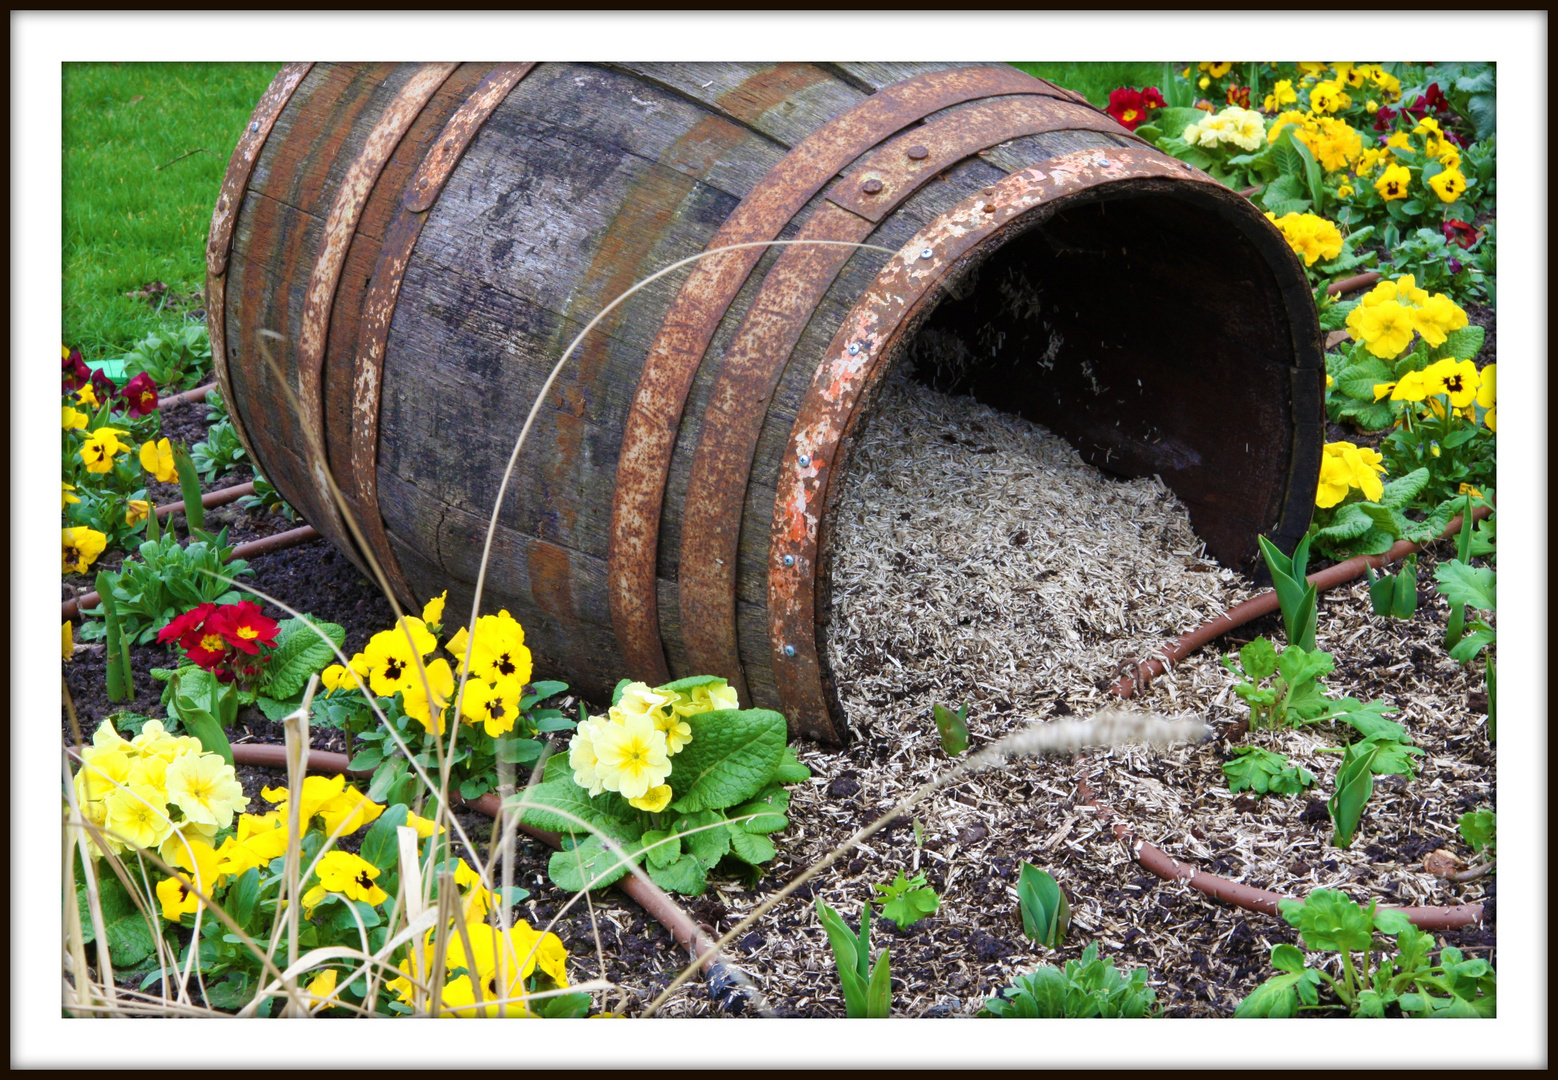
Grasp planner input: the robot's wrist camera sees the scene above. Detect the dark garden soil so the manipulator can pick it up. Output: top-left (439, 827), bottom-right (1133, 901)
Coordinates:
top-left (63, 342), bottom-right (1497, 1019)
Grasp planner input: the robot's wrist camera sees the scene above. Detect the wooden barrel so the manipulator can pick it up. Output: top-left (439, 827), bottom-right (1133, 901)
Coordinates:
top-left (209, 62), bottom-right (1322, 744)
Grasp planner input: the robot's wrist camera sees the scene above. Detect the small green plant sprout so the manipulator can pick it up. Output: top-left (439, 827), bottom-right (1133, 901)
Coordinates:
top-left (980, 943), bottom-right (1157, 1018)
top-left (873, 870), bottom-right (940, 931)
top-left (1257, 533), bottom-right (1318, 652)
top-left (1435, 559), bottom-right (1496, 661)
top-left (815, 896), bottom-right (891, 1018)
top-left (94, 570), bottom-right (135, 703)
top-left (1015, 863), bottom-right (1070, 947)
top-left (931, 702), bottom-right (969, 756)
top-left (1458, 809), bottom-right (1495, 856)
top-left (1224, 637), bottom-right (1335, 731)
top-left (1223, 746), bottom-right (1315, 797)
top-left (1365, 553), bottom-right (1419, 619)
top-left (1235, 889), bottom-right (1496, 1017)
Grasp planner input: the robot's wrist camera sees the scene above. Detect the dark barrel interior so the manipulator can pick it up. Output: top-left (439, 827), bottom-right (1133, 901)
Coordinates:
top-left (892, 183), bottom-right (1321, 568)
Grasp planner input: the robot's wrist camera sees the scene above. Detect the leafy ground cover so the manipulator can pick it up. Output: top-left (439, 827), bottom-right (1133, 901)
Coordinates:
top-left (61, 60), bottom-right (1496, 1021)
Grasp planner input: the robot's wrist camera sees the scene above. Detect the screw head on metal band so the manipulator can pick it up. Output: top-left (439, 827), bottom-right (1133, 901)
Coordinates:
top-left (783, 644), bottom-right (797, 658)
top-left (782, 554), bottom-right (795, 567)
top-left (797, 454), bottom-right (811, 467)
top-left (847, 342), bottom-right (861, 355)
top-left (250, 121), bottom-right (260, 132)
top-left (919, 248), bottom-right (934, 259)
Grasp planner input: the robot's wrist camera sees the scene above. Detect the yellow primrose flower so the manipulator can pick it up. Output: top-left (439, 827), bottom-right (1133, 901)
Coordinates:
top-left (81, 427), bottom-right (131, 474)
top-left (421, 590), bottom-right (447, 627)
top-left (567, 715), bottom-right (613, 796)
top-left (315, 850), bottom-right (390, 907)
top-left (653, 710), bottom-right (693, 756)
top-left (1421, 358), bottom-right (1480, 408)
top-left (613, 681), bottom-right (676, 722)
top-left (1374, 163), bottom-right (1411, 201)
top-left (125, 499), bottom-right (152, 527)
top-left (1349, 300), bottom-right (1417, 359)
top-left (1426, 167), bottom-right (1466, 204)
top-left (105, 783), bottom-right (173, 850)
top-left (140, 438), bottom-right (178, 483)
top-left (361, 616), bottom-right (439, 697)
top-left (401, 656), bottom-right (455, 736)
top-left (592, 712), bottom-right (671, 801)
top-left (458, 674), bottom-right (522, 738)
top-left (63, 526), bottom-right (108, 574)
top-left (165, 752), bottom-right (249, 830)
top-left (1315, 441), bottom-right (1386, 507)
top-left (629, 784), bottom-right (674, 813)
top-left (63, 405), bottom-right (88, 430)
top-left (76, 383), bottom-right (99, 408)
top-left (1412, 293), bottom-right (1468, 347)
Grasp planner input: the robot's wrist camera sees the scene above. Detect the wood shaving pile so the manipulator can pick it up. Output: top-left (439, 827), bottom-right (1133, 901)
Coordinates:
top-left (513, 376), bottom-right (1494, 1018)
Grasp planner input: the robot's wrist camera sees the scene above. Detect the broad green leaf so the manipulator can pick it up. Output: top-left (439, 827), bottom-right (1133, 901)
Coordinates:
top-left (1016, 863), bottom-right (1069, 946)
top-left (1238, 637), bottom-right (1279, 680)
top-left (667, 708), bottom-right (786, 813)
top-left (655, 674), bottom-right (726, 695)
top-left (1335, 356), bottom-right (1395, 401)
top-left (1364, 737), bottom-right (1424, 778)
top-left (1434, 562), bottom-right (1495, 611)
top-left (726, 828), bottom-right (776, 867)
top-left (254, 694), bottom-right (302, 722)
top-left (1328, 742), bottom-right (1381, 849)
top-left (105, 913), bottom-right (158, 968)
top-left (1334, 701), bottom-right (1407, 743)
top-left (1314, 503), bottom-right (1374, 543)
top-left (1270, 943), bottom-right (1306, 973)
top-left (547, 835), bottom-right (641, 892)
top-left (640, 829), bottom-right (681, 870)
top-left (1371, 907), bottom-right (1413, 936)
top-left (1380, 468), bottom-right (1430, 510)
top-left (673, 810), bottom-right (731, 870)
top-left (773, 745), bottom-right (812, 785)
top-left (1428, 324), bottom-right (1485, 363)
top-left (1458, 809), bottom-right (1495, 853)
top-left (646, 853), bottom-right (708, 896)
top-left (259, 618), bottom-right (346, 700)
top-left (229, 867), bottom-right (261, 927)
top-left (509, 768), bottom-right (638, 842)
top-left (360, 804), bottom-right (409, 870)
top-left (1235, 973), bottom-right (1302, 1017)
top-left (865, 951), bottom-right (892, 1018)
top-left (495, 738), bottom-right (544, 764)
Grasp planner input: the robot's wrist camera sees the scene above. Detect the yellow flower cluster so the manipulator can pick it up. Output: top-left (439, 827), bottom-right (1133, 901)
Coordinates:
top-left (1345, 276), bottom-right (1468, 359)
top-left (1373, 358), bottom-right (1490, 416)
top-left (1316, 441), bottom-right (1386, 509)
top-left (1267, 111), bottom-right (1364, 172)
top-left (63, 525), bottom-right (108, 574)
top-left (568, 678), bottom-right (738, 812)
top-left (1264, 211), bottom-right (1344, 267)
top-left (389, 892), bottom-right (570, 1017)
top-left (72, 719), bottom-right (248, 864)
top-left (321, 593), bottom-right (534, 739)
top-left (1262, 79), bottom-right (1298, 112)
top-left (1183, 106), bottom-right (1265, 152)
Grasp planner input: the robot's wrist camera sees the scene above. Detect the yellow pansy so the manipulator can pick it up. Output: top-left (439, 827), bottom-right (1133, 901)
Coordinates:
top-left (140, 438), bottom-right (178, 483)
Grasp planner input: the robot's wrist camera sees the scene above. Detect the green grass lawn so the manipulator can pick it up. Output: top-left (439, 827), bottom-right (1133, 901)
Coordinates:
top-left (62, 62), bottom-right (280, 359)
top-left (1012, 62), bottom-right (1171, 106)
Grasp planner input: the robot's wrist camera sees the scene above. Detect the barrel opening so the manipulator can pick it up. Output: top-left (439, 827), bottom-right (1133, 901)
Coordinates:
top-left (892, 184), bottom-right (1315, 569)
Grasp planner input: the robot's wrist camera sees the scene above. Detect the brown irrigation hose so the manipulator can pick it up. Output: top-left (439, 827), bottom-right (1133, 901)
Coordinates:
top-left (161, 382), bottom-right (219, 408)
top-left (1326, 270), bottom-right (1382, 297)
top-left (1074, 779), bottom-right (1483, 931)
top-left (62, 525), bottom-right (321, 620)
top-left (1111, 504), bottom-right (1494, 699)
top-left (227, 744), bottom-right (726, 979)
top-left (154, 481), bottom-right (256, 520)
top-left (1091, 504), bottom-right (1495, 929)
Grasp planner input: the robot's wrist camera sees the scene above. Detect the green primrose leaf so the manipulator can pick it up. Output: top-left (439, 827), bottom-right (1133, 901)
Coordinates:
top-left (646, 853), bottom-right (708, 896)
top-left (772, 745), bottom-right (812, 785)
top-left (673, 809), bottom-right (732, 870)
top-left (547, 835), bottom-right (642, 893)
top-left (654, 674), bottom-right (726, 695)
top-left (667, 708), bottom-right (786, 814)
top-left (258, 618), bottom-right (345, 699)
top-left (641, 829), bottom-right (681, 870)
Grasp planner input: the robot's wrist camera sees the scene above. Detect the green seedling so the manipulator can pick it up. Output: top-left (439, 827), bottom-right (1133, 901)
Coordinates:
top-left (931, 702), bottom-right (969, 756)
top-left (1223, 746), bottom-right (1315, 797)
top-left (873, 870), bottom-right (939, 931)
top-left (1258, 533), bottom-right (1317, 652)
top-left (1015, 863), bottom-right (1070, 947)
top-left (1365, 553), bottom-right (1418, 619)
top-left (815, 897), bottom-right (891, 1018)
top-left (173, 443), bottom-right (205, 532)
top-left (1458, 810), bottom-right (1495, 855)
top-left (94, 570), bottom-right (134, 702)
top-left (980, 943), bottom-right (1156, 1018)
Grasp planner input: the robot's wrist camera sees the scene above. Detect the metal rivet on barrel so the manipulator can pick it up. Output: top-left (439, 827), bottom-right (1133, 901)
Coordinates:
top-left (782, 554), bottom-right (795, 567)
top-left (983, 203), bottom-right (997, 213)
top-left (861, 177), bottom-right (884, 194)
top-left (847, 342), bottom-right (861, 355)
top-left (797, 454), bottom-right (811, 467)
top-left (919, 248), bottom-right (934, 259)
top-left (907, 144), bottom-right (929, 160)
top-left (783, 644), bottom-right (797, 658)
top-left (249, 121), bottom-right (260, 133)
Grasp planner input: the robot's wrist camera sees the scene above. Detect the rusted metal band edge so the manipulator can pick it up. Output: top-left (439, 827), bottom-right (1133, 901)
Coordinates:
top-left (207, 62), bottom-right (314, 471)
top-left (767, 147), bottom-right (1229, 743)
top-left (294, 62), bottom-right (459, 555)
top-left (607, 63), bottom-right (1077, 691)
top-left (349, 62), bottom-right (537, 607)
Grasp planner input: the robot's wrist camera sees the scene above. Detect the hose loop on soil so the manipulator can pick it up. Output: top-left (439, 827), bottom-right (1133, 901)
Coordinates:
top-left (1095, 503), bottom-right (1494, 930)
